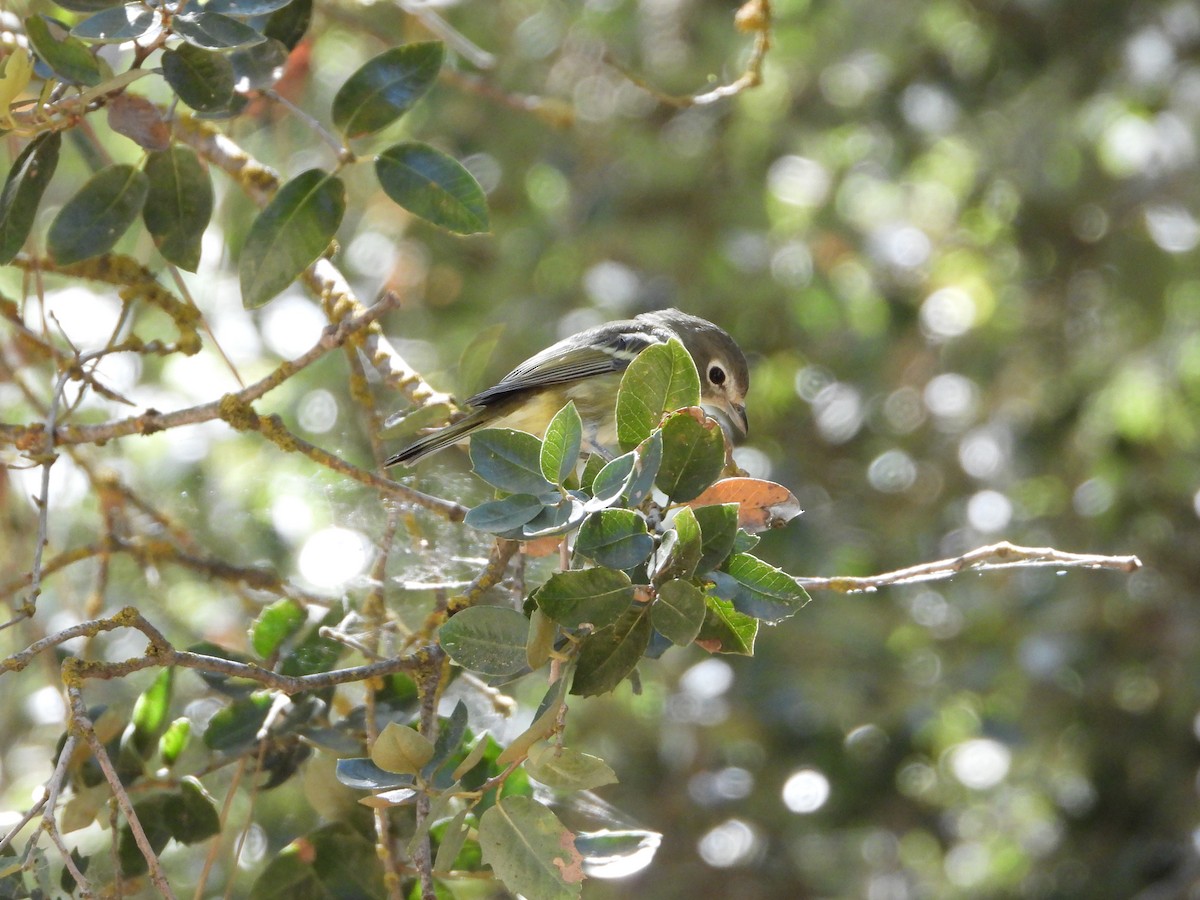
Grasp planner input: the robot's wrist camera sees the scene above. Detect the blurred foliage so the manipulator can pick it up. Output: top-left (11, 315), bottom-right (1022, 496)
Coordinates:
top-left (2, 0), bottom-right (1197, 897)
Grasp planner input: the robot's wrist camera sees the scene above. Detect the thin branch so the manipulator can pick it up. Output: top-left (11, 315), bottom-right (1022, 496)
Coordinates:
top-left (798, 541), bottom-right (1142, 593)
top-left (66, 682), bottom-right (178, 900)
top-left (606, 0), bottom-right (772, 109)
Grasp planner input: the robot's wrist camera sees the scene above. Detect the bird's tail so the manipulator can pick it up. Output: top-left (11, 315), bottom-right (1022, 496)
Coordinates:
top-left (385, 412), bottom-right (485, 467)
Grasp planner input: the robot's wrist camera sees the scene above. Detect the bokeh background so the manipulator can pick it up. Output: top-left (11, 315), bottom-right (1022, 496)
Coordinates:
top-left (3, 0), bottom-right (1200, 897)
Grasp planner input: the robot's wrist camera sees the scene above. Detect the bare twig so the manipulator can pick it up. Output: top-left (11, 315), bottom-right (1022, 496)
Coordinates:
top-left (798, 541), bottom-right (1142, 593)
top-left (66, 682), bottom-right (178, 900)
top-left (606, 0), bottom-right (772, 109)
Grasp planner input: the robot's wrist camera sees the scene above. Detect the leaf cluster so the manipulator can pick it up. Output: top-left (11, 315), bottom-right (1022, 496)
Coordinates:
top-left (2, 23), bottom-right (488, 306)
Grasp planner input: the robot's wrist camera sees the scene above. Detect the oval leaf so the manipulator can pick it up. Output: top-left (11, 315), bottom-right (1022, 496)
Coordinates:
top-left (438, 606), bottom-right (530, 677)
top-left (534, 567), bottom-right (634, 629)
top-left (334, 757), bottom-right (417, 791)
top-left (71, 4), bottom-right (158, 42)
top-left (465, 493), bottom-right (545, 534)
top-left (173, 11), bottom-right (266, 51)
top-left (0, 132), bottom-right (61, 265)
top-left (239, 169), bottom-right (344, 308)
top-left (539, 401), bottom-right (582, 486)
top-left (653, 506), bottom-right (702, 583)
top-left (143, 146), bottom-right (213, 271)
top-left (371, 722), bottom-right (435, 775)
top-left (130, 668), bottom-right (174, 756)
top-left (655, 411), bottom-right (727, 502)
top-left (375, 141), bottom-right (489, 235)
top-left (479, 797), bottom-right (584, 900)
top-left (48, 164), bottom-right (148, 265)
top-left (26, 15), bottom-right (103, 86)
top-left (575, 509), bottom-right (654, 571)
top-left (570, 607), bottom-right (652, 697)
top-left (107, 92), bottom-right (170, 151)
top-left (688, 476), bottom-right (803, 532)
top-left (652, 578), bottom-right (706, 646)
top-left (332, 42), bottom-right (444, 138)
top-left (696, 595), bottom-right (758, 656)
top-left (469, 428), bottom-right (554, 495)
top-left (162, 44), bottom-right (236, 112)
top-left (526, 742), bottom-right (618, 792)
top-left (508, 494), bottom-right (585, 540)
top-left (249, 597), bottom-right (304, 658)
top-left (693, 503), bottom-right (738, 574)
top-left (204, 0), bottom-right (295, 16)
top-left (586, 450), bottom-right (636, 511)
top-left (615, 337), bottom-right (701, 451)
top-left (716, 553), bottom-right (812, 623)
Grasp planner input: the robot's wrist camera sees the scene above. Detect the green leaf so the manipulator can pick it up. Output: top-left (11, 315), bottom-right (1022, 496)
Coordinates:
top-left (655, 506), bottom-right (703, 583)
top-left (158, 718), bottom-right (190, 766)
top-left (161, 44), bottom-right (235, 112)
top-left (693, 503), bottom-right (739, 574)
top-left (26, 16), bottom-right (102, 85)
top-left (508, 495), bottom-right (585, 539)
top-left (239, 169), bottom-right (344, 308)
top-left (143, 146), bottom-right (212, 271)
top-left (433, 807), bottom-right (471, 874)
top-left (526, 607), bottom-right (556, 670)
top-left (173, 777), bottom-right (220, 844)
top-left (334, 757), bottom-right (416, 791)
top-left (332, 42), bottom-right (444, 138)
top-left (205, 0), bottom-right (295, 15)
top-left (250, 823), bottom-right (385, 900)
top-left (655, 412), bottom-right (726, 502)
top-left (250, 597), bottom-right (305, 658)
top-left (263, 0), bottom-right (312, 50)
top-left (465, 493), bottom-right (544, 534)
top-left (575, 509), bottom-right (654, 570)
top-left (54, 0), bottom-right (121, 11)
top-left (173, 11), bottom-right (266, 50)
top-left (714, 554), bottom-right (812, 623)
top-left (525, 742), bottom-right (618, 792)
top-left (202, 693), bottom-right (272, 751)
top-left (478, 796), bottom-right (584, 900)
top-left (469, 428), bottom-right (554, 495)
top-left (130, 668), bottom-right (173, 757)
top-left (652, 578), bottom-right (706, 646)
top-left (279, 600), bottom-right (345, 677)
top-left (375, 141), bottom-right (489, 235)
top-left (696, 595), bottom-right (758, 655)
top-left (571, 607), bottom-right (652, 696)
top-left (118, 794), bottom-right (173, 875)
top-left (438, 606), bottom-right (530, 677)
top-left (540, 401), bottom-right (583, 485)
top-left (615, 337), bottom-right (702, 451)
top-left (534, 567), bottom-right (633, 629)
top-left (587, 450), bottom-right (636, 510)
top-left (424, 700), bottom-right (469, 780)
top-left (71, 4), bottom-right (157, 42)
top-left (0, 132), bottom-right (60, 265)
top-left (626, 429), bottom-right (662, 508)
top-left (47, 164), bottom-right (147, 265)
top-left (371, 722), bottom-right (435, 775)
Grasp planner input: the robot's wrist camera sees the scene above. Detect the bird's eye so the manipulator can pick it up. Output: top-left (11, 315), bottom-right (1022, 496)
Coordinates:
top-left (708, 364), bottom-right (726, 386)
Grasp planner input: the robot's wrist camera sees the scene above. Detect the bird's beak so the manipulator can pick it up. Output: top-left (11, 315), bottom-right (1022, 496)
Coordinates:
top-left (730, 402), bottom-right (748, 438)
top-left (704, 399), bottom-right (748, 441)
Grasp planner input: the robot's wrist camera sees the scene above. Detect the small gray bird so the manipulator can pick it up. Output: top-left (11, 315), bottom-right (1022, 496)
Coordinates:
top-left (386, 308), bottom-right (749, 467)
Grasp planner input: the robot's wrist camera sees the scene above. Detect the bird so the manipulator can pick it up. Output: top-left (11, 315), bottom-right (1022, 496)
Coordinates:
top-left (386, 308), bottom-right (749, 467)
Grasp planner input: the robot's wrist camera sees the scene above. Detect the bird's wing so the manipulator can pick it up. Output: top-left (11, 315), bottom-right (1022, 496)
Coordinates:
top-left (466, 323), bottom-right (667, 407)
